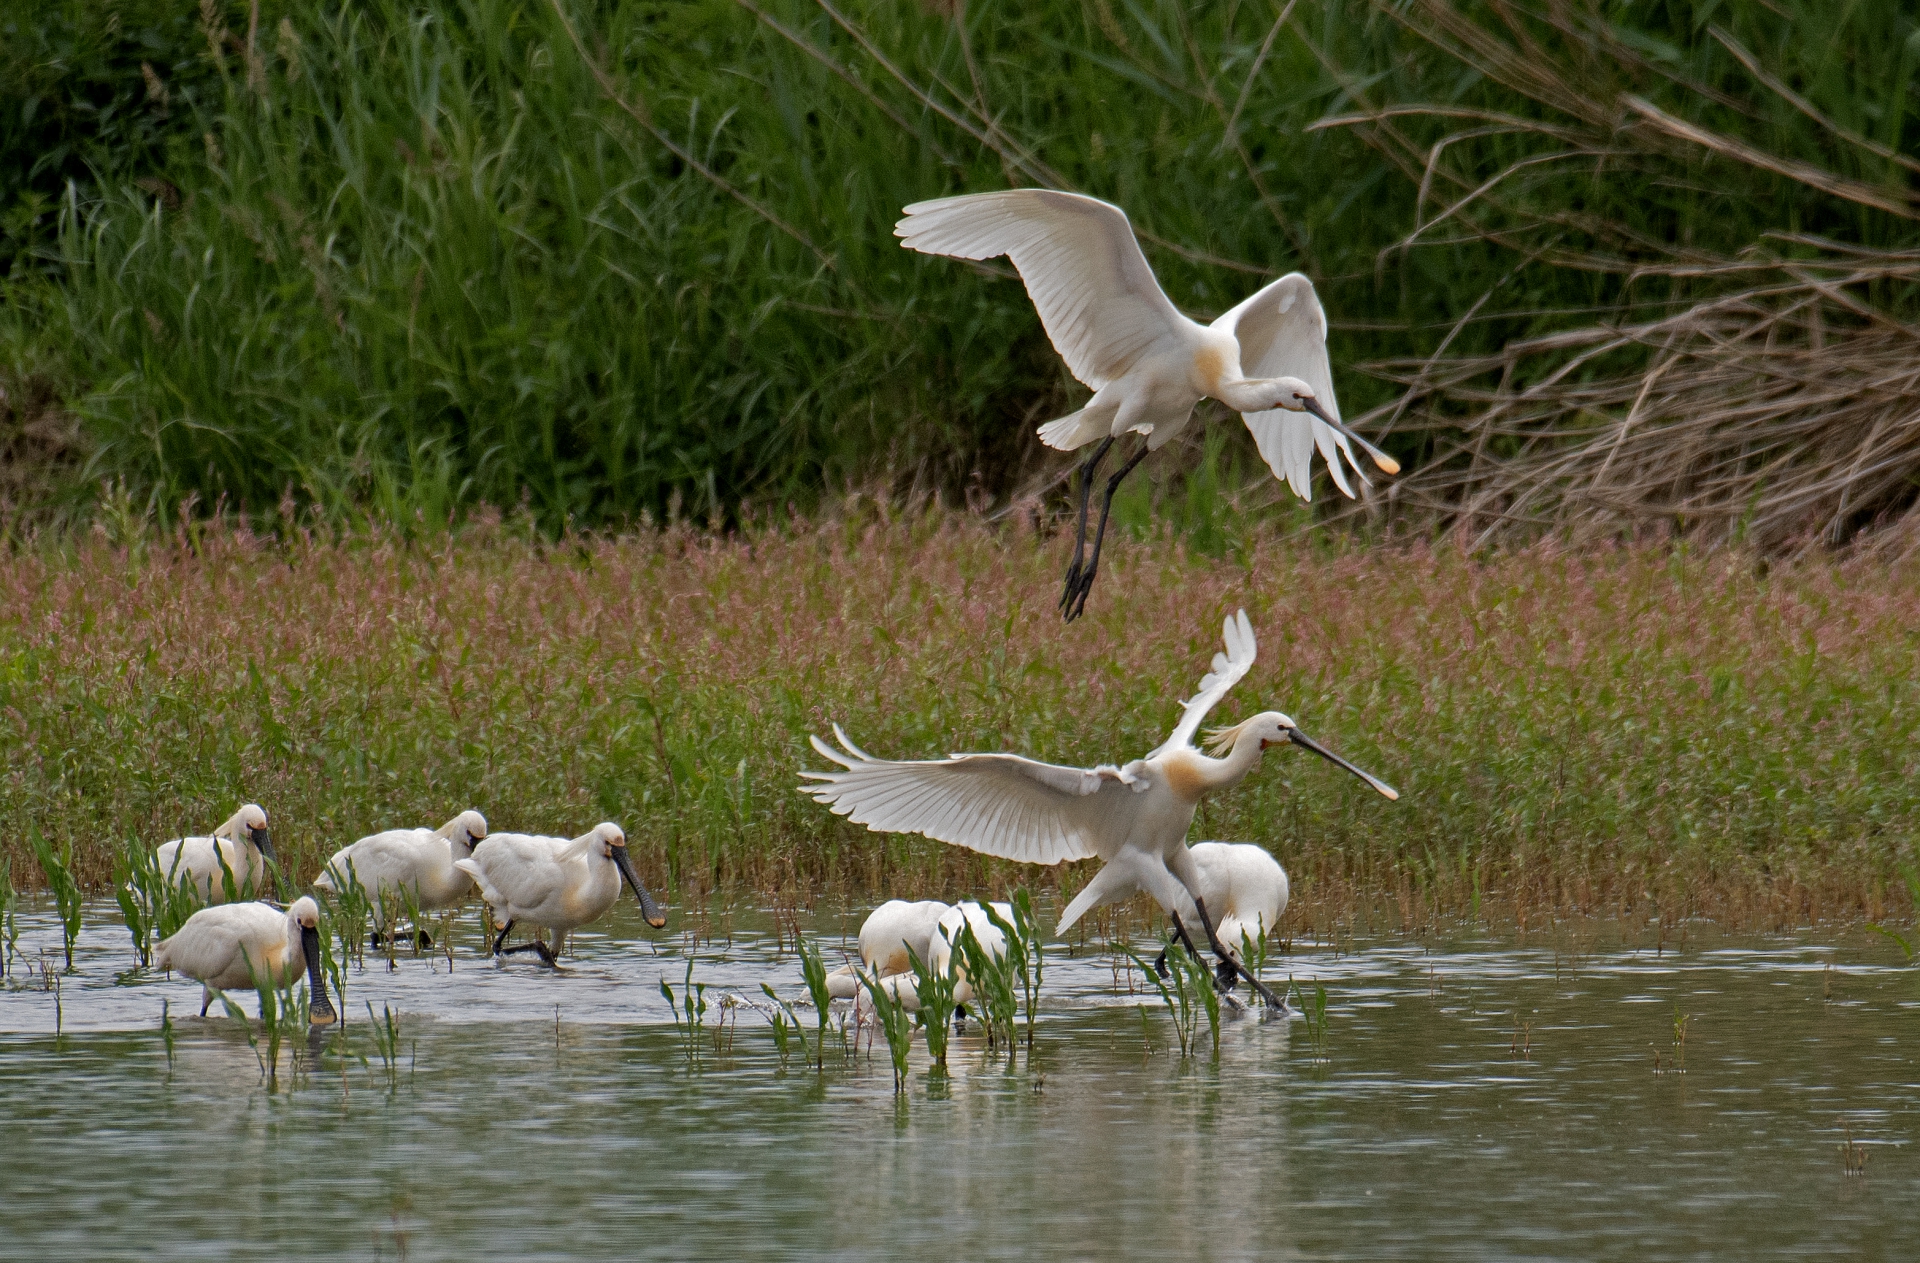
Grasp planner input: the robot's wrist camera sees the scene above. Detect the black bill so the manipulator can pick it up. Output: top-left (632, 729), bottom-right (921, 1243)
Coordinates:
top-left (301, 923), bottom-right (338, 1026)
top-left (1301, 396), bottom-right (1400, 475)
top-left (611, 846), bottom-right (668, 929)
top-left (251, 826), bottom-right (276, 862)
top-left (1288, 728), bottom-right (1400, 800)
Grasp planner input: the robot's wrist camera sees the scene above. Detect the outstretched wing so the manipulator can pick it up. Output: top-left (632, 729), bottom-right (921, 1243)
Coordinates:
top-left (896, 189), bottom-right (1186, 390)
top-left (1148, 609), bottom-right (1257, 758)
top-left (798, 724), bottom-right (1138, 865)
top-left (1212, 273), bottom-right (1366, 501)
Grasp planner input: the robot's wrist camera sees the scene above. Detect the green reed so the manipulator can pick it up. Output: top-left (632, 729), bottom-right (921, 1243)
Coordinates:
top-left (1291, 978), bottom-right (1330, 1062)
top-left (757, 982), bottom-right (810, 1069)
top-left (858, 969), bottom-right (915, 1094)
top-left (25, 825), bottom-right (82, 970)
top-left (953, 918), bottom-right (1019, 1054)
top-left (0, 856), bottom-right (17, 978)
top-left (903, 942), bottom-right (959, 1076)
top-left (1130, 940), bottom-right (1200, 1059)
top-left (115, 836), bottom-right (202, 967)
top-left (316, 858), bottom-right (373, 971)
top-left (659, 957), bottom-right (709, 1065)
top-left (793, 937), bottom-right (837, 1069)
top-left (366, 1001), bottom-right (403, 1091)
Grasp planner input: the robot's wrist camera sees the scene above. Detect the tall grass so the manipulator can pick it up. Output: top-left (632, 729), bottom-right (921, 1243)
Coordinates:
top-left (4, 1), bottom-right (1912, 538)
top-left (0, 514), bottom-right (1915, 933)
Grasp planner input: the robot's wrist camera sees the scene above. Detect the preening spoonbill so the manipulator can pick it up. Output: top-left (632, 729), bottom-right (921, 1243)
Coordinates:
top-left (313, 809), bottom-right (489, 945)
top-left (1156, 842), bottom-right (1289, 991)
top-left (153, 895), bottom-right (336, 1024)
top-left (824, 899), bottom-right (953, 1000)
top-left (896, 189), bottom-right (1398, 619)
top-left (929, 900), bottom-right (1014, 991)
top-left (799, 610), bottom-right (1395, 1007)
top-left (154, 803), bottom-right (275, 903)
top-left (454, 823), bottom-right (666, 965)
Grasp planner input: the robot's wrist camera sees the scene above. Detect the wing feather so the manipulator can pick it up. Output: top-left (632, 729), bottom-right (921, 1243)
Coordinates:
top-left (1148, 609), bottom-right (1258, 757)
top-left (799, 727), bottom-right (1133, 864)
top-left (896, 189), bottom-right (1186, 390)
top-left (1211, 273), bottom-right (1365, 501)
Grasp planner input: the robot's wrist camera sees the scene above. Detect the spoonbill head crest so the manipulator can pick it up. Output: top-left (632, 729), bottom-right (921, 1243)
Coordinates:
top-left (1208, 711), bottom-right (1399, 800)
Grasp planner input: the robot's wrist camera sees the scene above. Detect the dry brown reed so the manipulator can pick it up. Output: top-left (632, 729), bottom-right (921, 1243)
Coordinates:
top-left (1, 507), bottom-right (1916, 933)
top-left (1306, 0), bottom-right (1920, 552)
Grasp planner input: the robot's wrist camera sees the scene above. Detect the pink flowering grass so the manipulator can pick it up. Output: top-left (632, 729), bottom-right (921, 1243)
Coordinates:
top-left (3, 506), bottom-right (1917, 935)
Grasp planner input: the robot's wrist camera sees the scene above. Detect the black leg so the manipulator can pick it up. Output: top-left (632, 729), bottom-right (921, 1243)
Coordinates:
top-left (370, 930), bottom-right (384, 949)
top-left (416, 930), bottom-right (434, 950)
top-left (1060, 437), bottom-right (1115, 617)
top-left (1065, 442), bottom-right (1150, 621)
top-left (503, 940), bottom-right (558, 966)
top-left (491, 919), bottom-right (515, 956)
top-left (1152, 948), bottom-right (1169, 979)
top-left (1191, 896), bottom-right (1288, 1011)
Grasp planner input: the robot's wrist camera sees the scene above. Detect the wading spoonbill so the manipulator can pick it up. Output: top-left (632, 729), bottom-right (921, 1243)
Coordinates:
top-left (824, 899), bottom-right (953, 1000)
top-left (799, 610), bottom-right (1395, 1007)
top-left (154, 895), bottom-right (336, 1024)
top-left (896, 189), bottom-right (1398, 619)
top-left (1155, 842), bottom-right (1289, 992)
top-left (455, 823), bottom-right (666, 965)
top-left (154, 803), bottom-right (275, 903)
top-left (313, 809), bottom-right (489, 946)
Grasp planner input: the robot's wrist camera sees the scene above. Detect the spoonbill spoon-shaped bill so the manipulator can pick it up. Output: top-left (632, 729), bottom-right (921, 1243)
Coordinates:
top-left (798, 610), bottom-right (1395, 1007)
top-left (823, 899), bottom-right (953, 1000)
top-left (153, 895), bottom-right (336, 1025)
top-left (154, 803), bottom-right (275, 904)
top-left (454, 823), bottom-right (665, 966)
top-left (896, 189), bottom-right (1398, 619)
top-left (313, 810), bottom-right (489, 930)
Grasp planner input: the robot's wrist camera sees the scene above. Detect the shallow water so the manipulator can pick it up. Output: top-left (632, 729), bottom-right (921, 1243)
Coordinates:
top-left (2, 899), bottom-right (1915, 1260)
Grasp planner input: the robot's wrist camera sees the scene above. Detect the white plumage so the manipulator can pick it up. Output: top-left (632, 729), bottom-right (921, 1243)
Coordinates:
top-left (312, 809), bottom-right (488, 928)
top-left (801, 610), bottom-right (1394, 1007)
top-left (824, 899), bottom-right (953, 1000)
top-left (455, 823), bottom-right (666, 965)
top-left (1185, 843), bottom-right (1289, 965)
top-left (153, 803), bottom-right (275, 904)
top-left (153, 895), bottom-right (336, 1024)
top-left (897, 189), bottom-right (1398, 617)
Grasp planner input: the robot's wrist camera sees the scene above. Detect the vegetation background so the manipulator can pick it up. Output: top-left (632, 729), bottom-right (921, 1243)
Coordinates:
top-left (1, 1), bottom-right (1916, 922)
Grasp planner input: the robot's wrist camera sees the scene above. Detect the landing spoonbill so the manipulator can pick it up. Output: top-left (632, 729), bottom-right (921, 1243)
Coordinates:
top-left (896, 189), bottom-right (1398, 619)
top-left (153, 895), bottom-right (336, 1024)
top-left (455, 823), bottom-right (666, 965)
top-left (154, 803), bottom-right (276, 903)
top-left (313, 809), bottom-right (488, 946)
top-left (799, 610), bottom-right (1395, 1007)
top-left (824, 899), bottom-right (952, 1000)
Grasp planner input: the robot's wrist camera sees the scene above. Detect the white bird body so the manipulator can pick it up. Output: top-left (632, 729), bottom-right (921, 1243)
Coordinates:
top-left (824, 899), bottom-right (952, 1000)
top-left (930, 900), bottom-right (1014, 979)
top-left (800, 611), bottom-right (1394, 1004)
top-left (153, 895), bottom-right (336, 1023)
top-left (154, 804), bottom-right (274, 904)
top-left (313, 810), bottom-right (488, 921)
top-left (1186, 842), bottom-right (1289, 965)
top-left (455, 824), bottom-right (665, 963)
top-left (896, 189), bottom-right (1399, 497)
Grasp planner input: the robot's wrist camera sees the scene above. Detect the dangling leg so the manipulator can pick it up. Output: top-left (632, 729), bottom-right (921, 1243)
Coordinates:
top-left (491, 919), bottom-right (516, 956)
top-left (1065, 441), bottom-right (1151, 621)
top-left (503, 940), bottom-right (558, 966)
top-left (1059, 437), bottom-right (1115, 616)
top-left (1192, 896), bottom-right (1288, 1011)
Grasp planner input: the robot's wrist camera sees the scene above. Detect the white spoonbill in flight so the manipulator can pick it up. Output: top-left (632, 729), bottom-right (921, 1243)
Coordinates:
top-left (896, 189), bottom-right (1399, 619)
top-left (313, 809), bottom-right (489, 947)
top-left (455, 823), bottom-right (666, 965)
top-left (154, 895), bottom-right (336, 1024)
top-left (154, 803), bottom-right (276, 903)
top-left (798, 610), bottom-right (1396, 1007)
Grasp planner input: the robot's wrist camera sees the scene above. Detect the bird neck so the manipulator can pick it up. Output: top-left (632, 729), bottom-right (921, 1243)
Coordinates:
top-left (1163, 736), bottom-right (1264, 800)
top-left (1214, 378), bottom-right (1288, 414)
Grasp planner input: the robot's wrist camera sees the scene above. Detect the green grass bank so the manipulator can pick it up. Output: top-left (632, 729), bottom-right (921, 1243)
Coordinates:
top-left (4, 0), bottom-right (1916, 541)
top-left (3, 515), bottom-right (1916, 933)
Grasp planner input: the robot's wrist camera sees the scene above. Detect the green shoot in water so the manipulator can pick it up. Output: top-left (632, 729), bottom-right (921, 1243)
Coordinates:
top-left (0, 855), bottom-right (18, 978)
top-left (316, 858), bottom-right (372, 970)
top-left (858, 969), bottom-right (914, 1094)
top-left (160, 999), bottom-right (175, 1074)
top-left (1162, 938), bottom-right (1222, 1056)
top-left (1010, 890), bottom-right (1044, 1051)
top-left (757, 982), bottom-right (810, 1068)
top-left (1129, 941), bottom-right (1194, 1058)
top-left (659, 957), bottom-right (708, 1065)
top-left (117, 836), bottom-right (203, 967)
top-left (793, 936), bottom-right (836, 1069)
top-left (366, 1001), bottom-right (403, 1090)
top-left (904, 941), bottom-right (959, 1076)
top-left (1290, 977), bottom-right (1330, 1060)
top-left (955, 915), bottom-right (1020, 1055)
top-left (26, 825), bottom-right (82, 970)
